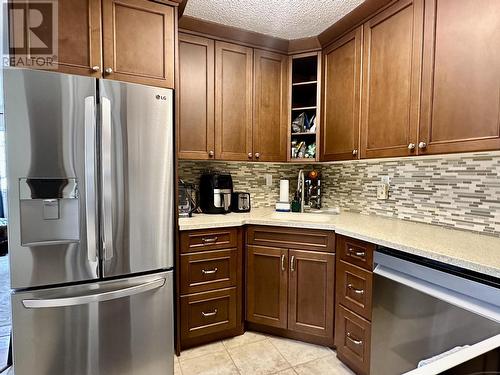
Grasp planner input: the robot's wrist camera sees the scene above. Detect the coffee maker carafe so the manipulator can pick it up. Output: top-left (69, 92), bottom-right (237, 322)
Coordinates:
top-left (199, 172), bottom-right (233, 214)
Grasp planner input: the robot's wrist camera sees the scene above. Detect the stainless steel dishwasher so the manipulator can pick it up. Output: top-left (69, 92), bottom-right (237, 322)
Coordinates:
top-left (371, 248), bottom-right (500, 375)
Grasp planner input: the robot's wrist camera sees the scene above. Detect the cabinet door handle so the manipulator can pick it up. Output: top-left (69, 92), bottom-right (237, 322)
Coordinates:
top-left (255, 152), bottom-right (260, 159)
top-left (418, 141), bottom-right (427, 149)
top-left (208, 150), bottom-right (214, 157)
top-left (408, 143), bottom-right (416, 150)
top-left (104, 67), bottom-right (113, 74)
top-left (347, 248), bottom-right (366, 259)
top-left (346, 332), bottom-right (363, 346)
top-left (290, 255), bottom-right (295, 272)
top-left (281, 254), bottom-right (286, 272)
top-left (347, 283), bottom-right (364, 295)
top-left (201, 309), bottom-right (218, 317)
top-left (248, 152), bottom-right (253, 159)
top-left (201, 267), bottom-right (218, 275)
top-left (202, 237), bottom-right (218, 244)
top-left (91, 66), bottom-right (100, 72)
top-left (352, 149), bottom-right (358, 156)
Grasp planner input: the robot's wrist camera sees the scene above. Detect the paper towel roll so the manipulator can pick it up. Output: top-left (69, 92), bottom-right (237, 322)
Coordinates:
top-left (279, 180), bottom-right (289, 203)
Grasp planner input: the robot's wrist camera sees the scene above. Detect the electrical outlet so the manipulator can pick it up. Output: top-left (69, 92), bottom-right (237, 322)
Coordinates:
top-left (264, 174), bottom-right (273, 186)
top-left (377, 183), bottom-right (389, 200)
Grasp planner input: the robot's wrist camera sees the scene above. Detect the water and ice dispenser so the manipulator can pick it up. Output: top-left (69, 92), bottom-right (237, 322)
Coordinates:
top-left (19, 178), bottom-right (80, 246)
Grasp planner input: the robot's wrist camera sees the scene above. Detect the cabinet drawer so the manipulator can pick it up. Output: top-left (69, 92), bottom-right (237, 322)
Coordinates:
top-left (180, 249), bottom-right (238, 294)
top-left (335, 305), bottom-right (371, 375)
top-left (337, 236), bottom-right (374, 270)
top-left (180, 228), bottom-right (238, 253)
top-left (247, 226), bottom-right (335, 253)
top-left (180, 288), bottom-right (237, 340)
top-left (337, 260), bottom-right (373, 320)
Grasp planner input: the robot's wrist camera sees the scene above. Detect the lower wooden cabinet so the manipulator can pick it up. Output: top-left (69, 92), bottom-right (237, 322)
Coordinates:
top-left (335, 305), bottom-right (372, 375)
top-left (246, 245), bottom-right (288, 328)
top-left (179, 228), bottom-right (243, 349)
top-left (246, 227), bottom-right (336, 346)
top-left (335, 235), bottom-right (374, 375)
top-left (288, 250), bottom-right (335, 338)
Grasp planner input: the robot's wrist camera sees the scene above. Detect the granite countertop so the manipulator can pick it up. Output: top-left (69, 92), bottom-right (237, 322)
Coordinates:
top-left (179, 208), bottom-right (500, 278)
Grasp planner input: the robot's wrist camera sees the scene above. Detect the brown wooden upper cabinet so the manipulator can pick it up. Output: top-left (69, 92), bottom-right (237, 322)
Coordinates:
top-left (9, 0), bottom-right (175, 88)
top-left (419, 0), bottom-right (500, 154)
top-left (360, 0), bottom-right (423, 158)
top-left (321, 27), bottom-right (362, 161)
top-left (253, 50), bottom-right (288, 162)
top-left (178, 34), bottom-right (215, 160)
top-left (215, 42), bottom-right (254, 161)
top-left (102, 0), bottom-right (175, 88)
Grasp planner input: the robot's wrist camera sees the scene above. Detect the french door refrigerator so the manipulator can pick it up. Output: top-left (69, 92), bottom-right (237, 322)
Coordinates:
top-left (4, 68), bottom-right (175, 375)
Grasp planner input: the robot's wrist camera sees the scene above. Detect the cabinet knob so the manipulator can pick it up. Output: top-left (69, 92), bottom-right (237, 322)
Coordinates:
top-left (91, 66), bottom-right (100, 72)
top-left (418, 141), bottom-right (427, 150)
top-left (104, 67), bottom-right (113, 75)
top-left (408, 143), bottom-right (416, 150)
top-left (248, 152), bottom-right (253, 159)
top-left (255, 152), bottom-right (260, 159)
top-left (208, 150), bottom-right (214, 157)
top-left (352, 149), bottom-right (358, 156)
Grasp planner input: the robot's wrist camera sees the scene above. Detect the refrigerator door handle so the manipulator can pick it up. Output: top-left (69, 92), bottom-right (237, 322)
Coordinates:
top-left (84, 96), bottom-right (98, 263)
top-left (22, 278), bottom-right (166, 308)
top-left (101, 96), bottom-right (114, 261)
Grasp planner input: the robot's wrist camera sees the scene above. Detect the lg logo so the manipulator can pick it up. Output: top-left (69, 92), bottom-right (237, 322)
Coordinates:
top-left (156, 95), bottom-right (167, 100)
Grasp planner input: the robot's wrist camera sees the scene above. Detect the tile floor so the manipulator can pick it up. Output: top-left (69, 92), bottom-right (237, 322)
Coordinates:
top-left (176, 331), bottom-right (354, 375)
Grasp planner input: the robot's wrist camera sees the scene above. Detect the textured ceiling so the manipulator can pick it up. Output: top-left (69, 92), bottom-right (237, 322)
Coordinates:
top-left (184, 0), bottom-right (365, 40)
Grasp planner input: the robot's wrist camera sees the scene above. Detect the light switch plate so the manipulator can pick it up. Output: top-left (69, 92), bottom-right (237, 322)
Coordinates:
top-left (377, 183), bottom-right (389, 200)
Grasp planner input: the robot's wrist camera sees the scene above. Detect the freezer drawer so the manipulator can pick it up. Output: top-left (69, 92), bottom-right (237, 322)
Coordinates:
top-left (11, 271), bottom-right (174, 375)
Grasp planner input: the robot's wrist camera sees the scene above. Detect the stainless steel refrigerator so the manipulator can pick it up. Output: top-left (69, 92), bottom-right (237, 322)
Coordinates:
top-left (3, 68), bottom-right (175, 375)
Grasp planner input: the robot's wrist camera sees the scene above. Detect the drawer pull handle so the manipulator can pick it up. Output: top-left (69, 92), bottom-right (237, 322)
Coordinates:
top-left (201, 309), bottom-right (218, 317)
top-left (346, 332), bottom-right (363, 345)
top-left (348, 248), bottom-right (366, 259)
top-left (201, 268), bottom-right (218, 275)
top-left (347, 284), bottom-right (365, 295)
top-left (202, 237), bottom-right (218, 244)
top-left (281, 254), bottom-right (286, 272)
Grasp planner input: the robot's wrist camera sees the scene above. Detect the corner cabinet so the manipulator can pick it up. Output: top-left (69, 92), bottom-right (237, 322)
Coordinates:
top-left (215, 42), bottom-right (254, 161)
top-left (9, 0), bottom-right (176, 88)
top-left (321, 27), bottom-right (362, 161)
top-left (253, 50), bottom-right (289, 162)
top-left (246, 226), bottom-right (335, 346)
top-left (418, 0), bottom-right (500, 154)
top-left (360, 0), bottom-right (423, 159)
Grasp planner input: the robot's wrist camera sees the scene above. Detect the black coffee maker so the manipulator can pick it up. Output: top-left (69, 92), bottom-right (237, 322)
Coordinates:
top-left (199, 172), bottom-right (233, 214)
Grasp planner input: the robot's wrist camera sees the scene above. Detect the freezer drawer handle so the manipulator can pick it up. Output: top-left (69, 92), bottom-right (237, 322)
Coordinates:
top-left (201, 309), bottom-right (218, 317)
top-left (201, 268), bottom-right (218, 275)
top-left (346, 332), bottom-right (363, 346)
top-left (347, 284), bottom-right (365, 295)
top-left (202, 237), bottom-right (218, 244)
top-left (22, 278), bottom-right (165, 309)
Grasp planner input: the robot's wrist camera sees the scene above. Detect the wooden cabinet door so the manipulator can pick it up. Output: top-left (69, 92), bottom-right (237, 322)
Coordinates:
top-left (215, 42), bottom-right (253, 161)
top-left (419, 0), bottom-right (500, 154)
top-left (288, 250), bottom-right (335, 342)
top-left (246, 245), bottom-right (288, 329)
top-left (102, 0), bottom-right (175, 88)
top-left (9, 0), bottom-right (102, 77)
top-left (322, 27), bottom-right (362, 161)
top-left (178, 34), bottom-right (215, 160)
top-left (253, 49), bottom-right (288, 162)
top-left (360, 0), bottom-right (423, 158)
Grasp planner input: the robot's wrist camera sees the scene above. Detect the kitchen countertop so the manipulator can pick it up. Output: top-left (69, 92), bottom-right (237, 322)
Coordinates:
top-left (179, 208), bottom-right (500, 278)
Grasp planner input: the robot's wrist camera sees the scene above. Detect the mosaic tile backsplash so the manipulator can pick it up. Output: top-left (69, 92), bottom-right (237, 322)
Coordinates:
top-left (178, 151), bottom-right (500, 236)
